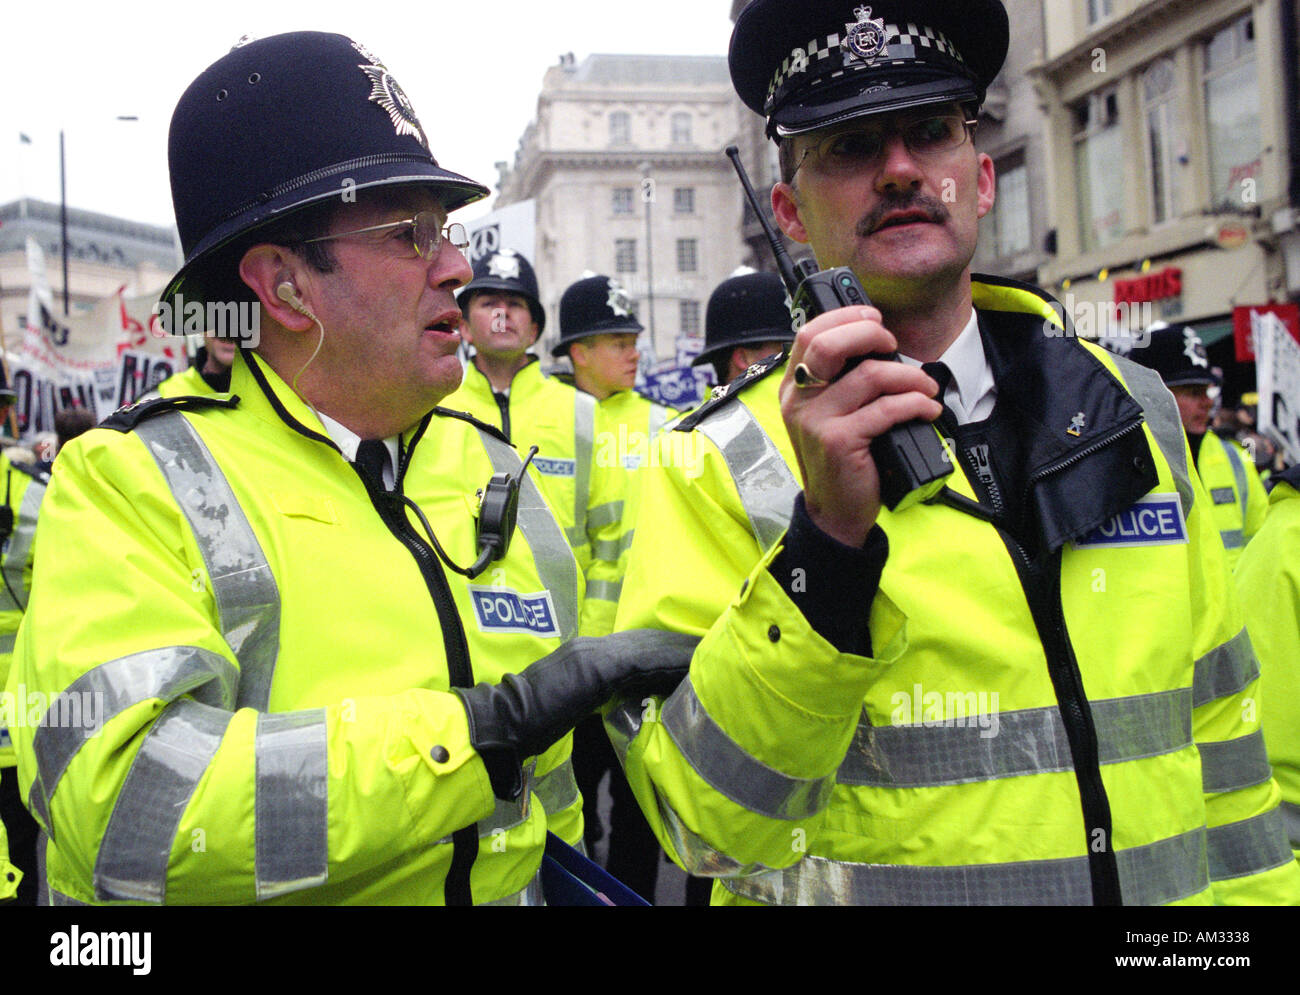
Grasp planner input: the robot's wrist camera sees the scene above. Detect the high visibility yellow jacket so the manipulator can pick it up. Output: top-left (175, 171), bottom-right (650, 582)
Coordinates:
top-left (1236, 464), bottom-right (1300, 857)
top-left (1197, 433), bottom-right (1269, 570)
top-left (155, 365), bottom-right (214, 398)
top-left (612, 277), bottom-right (1300, 905)
top-left (585, 389), bottom-right (678, 637)
top-left (0, 452), bottom-right (48, 770)
top-left (442, 357), bottom-right (622, 636)
top-left (8, 349), bottom-right (583, 905)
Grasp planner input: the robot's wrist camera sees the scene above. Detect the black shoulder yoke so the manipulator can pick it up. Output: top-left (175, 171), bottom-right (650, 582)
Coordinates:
top-left (431, 405), bottom-right (511, 445)
top-left (675, 351), bottom-right (787, 433)
top-left (6, 459), bottom-right (50, 486)
top-left (98, 394), bottom-right (240, 433)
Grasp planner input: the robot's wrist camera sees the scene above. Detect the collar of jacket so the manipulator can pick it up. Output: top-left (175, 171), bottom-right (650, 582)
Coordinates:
top-left (465, 352), bottom-right (542, 393)
top-left (971, 275), bottom-right (1158, 554)
top-left (232, 349), bottom-right (434, 478)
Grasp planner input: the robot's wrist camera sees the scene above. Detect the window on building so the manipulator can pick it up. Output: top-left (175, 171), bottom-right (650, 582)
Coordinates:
top-left (1204, 14), bottom-right (1261, 211)
top-left (1073, 89), bottom-right (1124, 252)
top-left (676, 238), bottom-right (698, 272)
top-left (615, 238), bottom-right (637, 273)
top-left (610, 111), bottom-right (631, 145)
top-left (992, 157), bottom-right (1031, 257)
top-left (1142, 58), bottom-right (1183, 225)
top-left (673, 187), bottom-right (695, 214)
top-left (612, 187), bottom-right (635, 215)
top-left (671, 112), bottom-right (692, 145)
top-left (1086, 0), bottom-right (1113, 26)
top-left (680, 300), bottom-right (701, 337)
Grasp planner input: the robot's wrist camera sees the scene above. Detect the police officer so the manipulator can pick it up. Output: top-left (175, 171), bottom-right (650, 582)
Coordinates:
top-left (611, 0), bottom-right (1299, 904)
top-left (692, 271), bottom-right (796, 388)
top-left (1128, 322), bottom-right (1268, 570)
top-left (552, 274), bottom-right (677, 635)
top-left (8, 31), bottom-right (692, 906)
top-left (550, 274), bottom-right (678, 900)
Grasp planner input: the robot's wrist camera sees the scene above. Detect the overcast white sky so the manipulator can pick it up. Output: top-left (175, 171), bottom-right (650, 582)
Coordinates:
top-left (1, 1), bottom-right (738, 230)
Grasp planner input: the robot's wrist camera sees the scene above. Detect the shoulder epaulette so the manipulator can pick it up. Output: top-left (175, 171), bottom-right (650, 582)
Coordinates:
top-left (98, 394), bottom-right (240, 433)
top-left (1269, 463), bottom-right (1300, 493)
top-left (7, 460), bottom-right (50, 486)
top-left (675, 351), bottom-right (786, 432)
top-left (431, 405), bottom-right (511, 445)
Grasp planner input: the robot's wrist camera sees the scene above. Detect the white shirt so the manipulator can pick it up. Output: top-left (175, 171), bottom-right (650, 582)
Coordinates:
top-left (317, 412), bottom-right (400, 490)
top-left (900, 309), bottom-right (996, 425)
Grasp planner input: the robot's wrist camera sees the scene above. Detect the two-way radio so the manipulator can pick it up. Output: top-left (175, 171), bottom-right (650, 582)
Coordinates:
top-left (724, 145), bottom-right (952, 512)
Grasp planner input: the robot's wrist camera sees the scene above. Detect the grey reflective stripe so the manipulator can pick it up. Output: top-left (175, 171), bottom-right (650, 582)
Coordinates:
top-left (534, 757), bottom-right (579, 814)
top-left (255, 710), bottom-right (328, 899)
top-left (1199, 730), bottom-right (1271, 794)
top-left (1279, 801), bottom-right (1300, 848)
top-left (1220, 529), bottom-right (1245, 550)
top-left (722, 828), bottom-right (1208, 906)
top-left (571, 390), bottom-right (596, 547)
top-left (0, 631), bottom-right (14, 654)
top-left (696, 399), bottom-right (799, 551)
top-left (484, 873), bottom-right (544, 906)
top-left (0, 475), bottom-right (45, 611)
top-left (49, 888), bottom-right (90, 907)
top-left (136, 413), bottom-right (281, 710)
top-left (603, 697), bottom-right (774, 878)
top-left (479, 431), bottom-right (580, 642)
top-left (587, 501), bottom-right (624, 530)
top-left (586, 579), bottom-right (622, 603)
top-left (1220, 437), bottom-right (1249, 527)
top-left (96, 700), bottom-right (232, 902)
top-left (29, 646), bottom-right (238, 833)
top-left (1210, 487), bottom-right (1236, 505)
top-left (1112, 357), bottom-right (1194, 520)
top-left (662, 677), bottom-right (835, 821)
top-left (1207, 808), bottom-right (1296, 880)
top-left (591, 534), bottom-right (634, 563)
top-left (1193, 628), bottom-right (1259, 707)
top-left (838, 688), bottom-right (1191, 788)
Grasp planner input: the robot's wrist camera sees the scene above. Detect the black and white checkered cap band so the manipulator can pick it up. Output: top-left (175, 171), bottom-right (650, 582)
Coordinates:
top-left (766, 21), bottom-right (968, 110)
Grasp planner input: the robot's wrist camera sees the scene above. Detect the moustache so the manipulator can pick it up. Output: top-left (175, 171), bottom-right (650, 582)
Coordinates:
top-left (856, 194), bottom-right (950, 236)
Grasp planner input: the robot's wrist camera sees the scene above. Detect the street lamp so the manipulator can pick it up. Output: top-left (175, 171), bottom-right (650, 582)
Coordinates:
top-left (639, 160), bottom-right (656, 359)
top-left (60, 116), bottom-right (139, 314)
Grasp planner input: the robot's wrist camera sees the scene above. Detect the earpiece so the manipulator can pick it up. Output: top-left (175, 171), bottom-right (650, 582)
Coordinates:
top-left (276, 281), bottom-right (308, 313)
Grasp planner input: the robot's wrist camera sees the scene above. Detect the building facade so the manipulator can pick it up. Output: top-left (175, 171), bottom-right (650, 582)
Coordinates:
top-left (1031, 0), bottom-right (1299, 401)
top-left (495, 53), bottom-right (750, 363)
top-left (0, 198), bottom-right (176, 351)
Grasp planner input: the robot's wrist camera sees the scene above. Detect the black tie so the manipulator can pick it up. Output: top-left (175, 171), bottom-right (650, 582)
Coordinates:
top-left (922, 361), bottom-right (959, 429)
top-left (355, 438), bottom-right (390, 490)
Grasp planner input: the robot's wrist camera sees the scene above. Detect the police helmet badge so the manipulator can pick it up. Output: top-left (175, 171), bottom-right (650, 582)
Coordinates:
top-left (1183, 326), bottom-right (1208, 367)
top-left (846, 5), bottom-right (889, 63)
top-left (487, 250), bottom-right (521, 281)
top-left (606, 279), bottom-right (632, 317)
top-left (352, 40), bottom-right (430, 151)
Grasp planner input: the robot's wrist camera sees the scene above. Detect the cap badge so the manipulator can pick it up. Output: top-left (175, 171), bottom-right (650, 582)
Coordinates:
top-left (846, 6), bottom-right (889, 63)
top-left (488, 251), bottom-right (521, 281)
top-left (1183, 327), bottom-right (1208, 367)
top-left (606, 280), bottom-right (632, 317)
top-left (352, 40), bottom-right (430, 151)
top-left (1067, 412), bottom-right (1086, 437)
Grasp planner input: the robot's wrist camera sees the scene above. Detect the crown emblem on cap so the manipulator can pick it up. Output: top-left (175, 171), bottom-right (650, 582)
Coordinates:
top-left (1183, 327), bottom-right (1208, 367)
top-left (846, 5), bottom-right (889, 63)
top-left (352, 40), bottom-right (430, 151)
top-left (488, 250), bottom-right (521, 280)
top-left (607, 279), bottom-right (632, 317)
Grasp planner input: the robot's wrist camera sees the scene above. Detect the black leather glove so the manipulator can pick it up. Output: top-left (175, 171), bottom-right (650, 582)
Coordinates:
top-left (455, 629), bottom-right (699, 799)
